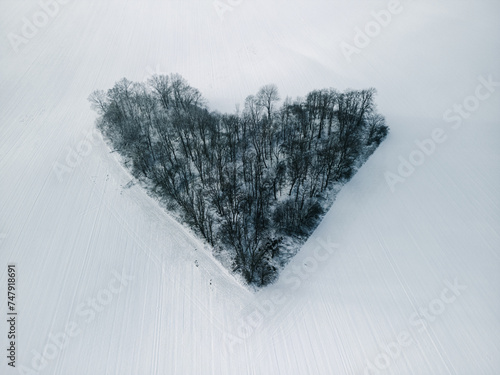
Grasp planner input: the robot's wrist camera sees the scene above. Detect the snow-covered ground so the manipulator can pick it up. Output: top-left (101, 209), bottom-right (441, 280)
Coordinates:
top-left (1, 0), bottom-right (499, 374)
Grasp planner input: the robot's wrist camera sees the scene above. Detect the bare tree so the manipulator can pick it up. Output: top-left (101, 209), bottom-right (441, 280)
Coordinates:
top-left (257, 84), bottom-right (280, 121)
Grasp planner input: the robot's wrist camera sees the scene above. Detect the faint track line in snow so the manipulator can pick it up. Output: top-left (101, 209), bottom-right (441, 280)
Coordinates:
top-left (225, 237), bottom-right (339, 356)
top-left (52, 127), bottom-right (102, 183)
top-left (363, 278), bottom-right (467, 374)
top-left (75, 150), bottom-right (229, 336)
top-left (7, 0), bottom-right (74, 54)
top-left (340, 0), bottom-right (413, 63)
top-left (385, 74), bottom-right (500, 193)
top-left (18, 268), bottom-right (134, 374)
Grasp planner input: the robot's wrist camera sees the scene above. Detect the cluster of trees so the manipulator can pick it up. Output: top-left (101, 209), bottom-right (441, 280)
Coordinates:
top-left (89, 74), bottom-right (388, 286)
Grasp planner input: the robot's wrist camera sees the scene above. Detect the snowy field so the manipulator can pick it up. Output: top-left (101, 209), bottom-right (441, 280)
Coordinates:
top-left (1, 0), bottom-right (499, 374)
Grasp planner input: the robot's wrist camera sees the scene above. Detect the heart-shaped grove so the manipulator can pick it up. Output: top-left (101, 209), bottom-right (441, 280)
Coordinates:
top-left (89, 74), bottom-right (388, 287)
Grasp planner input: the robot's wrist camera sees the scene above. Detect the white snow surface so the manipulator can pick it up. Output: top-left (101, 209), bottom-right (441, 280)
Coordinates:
top-left (1, 1), bottom-right (499, 374)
